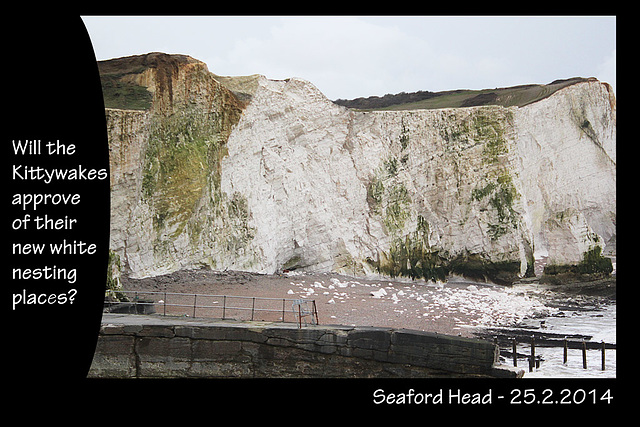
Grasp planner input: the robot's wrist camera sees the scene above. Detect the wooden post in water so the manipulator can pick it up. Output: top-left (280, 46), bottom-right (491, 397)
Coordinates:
top-left (582, 339), bottom-right (588, 369)
top-left (529, 335), bottom-right (535, 372)
top-left (601, 340), bottom-right (606, 371)
top-left (563, 337), bottom-right (568, 364)
top-left (512, 338), bottom-right (517, 367)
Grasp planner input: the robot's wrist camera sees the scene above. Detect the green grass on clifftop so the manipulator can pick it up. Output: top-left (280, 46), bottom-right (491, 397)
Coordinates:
top-left (333, 77), bottom-right (594, 111)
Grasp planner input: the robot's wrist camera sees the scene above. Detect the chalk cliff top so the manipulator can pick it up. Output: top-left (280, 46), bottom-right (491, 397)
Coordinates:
top-left (332, 77), bottom-right (603, 110)
top-left (97, 52), bottom-right (608, 112)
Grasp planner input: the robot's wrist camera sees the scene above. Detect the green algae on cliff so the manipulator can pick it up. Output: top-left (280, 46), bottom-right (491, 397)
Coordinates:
top-left (367, 156), bottom-right (412, 234)
top-left (373, 215), bottom-right (449, 282)
top-left (466, 109), bottom-right (521, 241)
top-left (141, 104), bottom-right (257, 257)
top-left (365, 108), bottom-right (527, 284)
top-left (143, 108), bottom-right (220, 236)
top-left (140, 103), bottom-right (258, 265)
top-left (543, 246), bottom-right (613, 277)
top-left (106, 250), bottom-right (127, 301)
top-left (472, 170), bottom-right (520, 240)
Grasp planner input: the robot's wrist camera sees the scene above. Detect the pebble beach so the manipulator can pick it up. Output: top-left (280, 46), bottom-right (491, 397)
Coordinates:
top-left (119, 268), bottom-right (558, 338)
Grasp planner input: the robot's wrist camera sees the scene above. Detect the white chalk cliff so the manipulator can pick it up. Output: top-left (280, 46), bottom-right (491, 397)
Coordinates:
top-left (104, 53), bottom-right (616, 285)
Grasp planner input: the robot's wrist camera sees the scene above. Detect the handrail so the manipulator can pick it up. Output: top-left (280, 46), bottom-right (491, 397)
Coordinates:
top-left (104, 290), bottom-right (319, 326)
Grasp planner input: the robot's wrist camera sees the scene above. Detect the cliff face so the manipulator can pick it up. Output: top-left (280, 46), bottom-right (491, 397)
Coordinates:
top-left (106, 53), bottom-right (247, 278)
top-left (105, 53), bottom-right (616, 284)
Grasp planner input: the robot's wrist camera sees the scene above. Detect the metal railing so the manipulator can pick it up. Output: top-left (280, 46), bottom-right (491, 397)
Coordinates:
top-left (104, 290), bottom-right (319, 326)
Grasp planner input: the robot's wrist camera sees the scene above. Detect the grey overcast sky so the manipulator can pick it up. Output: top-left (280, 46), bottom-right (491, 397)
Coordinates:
top-left (81, 16), bottom-right (616, 101)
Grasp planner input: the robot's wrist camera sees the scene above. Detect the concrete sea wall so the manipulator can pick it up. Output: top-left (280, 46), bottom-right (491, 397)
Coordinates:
top-left (89, 314), bottom-right (521, 378)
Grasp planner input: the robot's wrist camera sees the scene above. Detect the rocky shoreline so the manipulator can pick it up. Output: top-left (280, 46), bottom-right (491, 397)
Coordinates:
top-left (517, 274), bottom-right (616, 299)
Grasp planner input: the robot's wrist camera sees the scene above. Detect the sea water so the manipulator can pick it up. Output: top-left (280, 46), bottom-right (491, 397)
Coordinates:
top-left (509, 302), bottom-right (616, 378)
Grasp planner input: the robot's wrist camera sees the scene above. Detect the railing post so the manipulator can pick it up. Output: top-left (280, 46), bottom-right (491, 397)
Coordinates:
top-left (582, 339), bottom-right (588, 369)
top-left (222, 295), bottom-right (226, 319)
top-left (193, 294), bottom-right (197, 318)
top-left (563, 337), bottom-right (568, 364)
top-left (282, 298), bottom-right (286, 322)
top-left (313, 300), bottom-right (319, 325)
top-left (512, 337), bottom-right (517, 367)
top-left (601, 340), bottom-right (606, 371)
top-left (163, 291), bottom-right (167, 316)
top-left (251, 297), bottom-right (256, 321)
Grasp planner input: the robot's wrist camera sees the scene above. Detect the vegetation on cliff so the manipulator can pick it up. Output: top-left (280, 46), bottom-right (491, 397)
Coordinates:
top-left (363, 107), bottom-right (530, 285)
top-left (543, 246), bottom-right (613, 278)
top-left (334, 77), bottom-right (593, 111)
